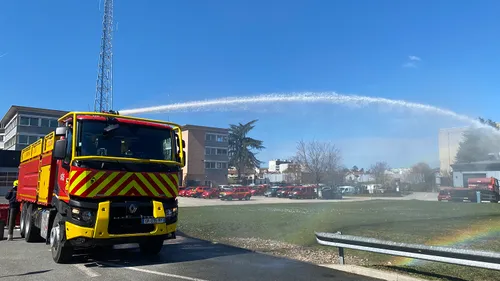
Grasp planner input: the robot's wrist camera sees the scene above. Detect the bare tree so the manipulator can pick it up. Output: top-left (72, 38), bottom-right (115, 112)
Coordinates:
top-left (409, 162), bottom-right (435, 190)
top-left (370, 161), bottom-right (390, 185)
top-left (294, 140), bottom-right (342, 185)
top-left (282, 162), bottom-right (302, 184)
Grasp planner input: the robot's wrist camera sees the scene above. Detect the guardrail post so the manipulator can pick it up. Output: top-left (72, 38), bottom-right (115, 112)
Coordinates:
top-left (476, 191), bottom-right (481, 203)
top-left (338, 247), bottom-right (345, 265)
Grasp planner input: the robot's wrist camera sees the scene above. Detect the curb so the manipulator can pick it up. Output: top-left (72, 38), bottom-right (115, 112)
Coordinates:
top-left (318, 264), bottom-right (426, 281)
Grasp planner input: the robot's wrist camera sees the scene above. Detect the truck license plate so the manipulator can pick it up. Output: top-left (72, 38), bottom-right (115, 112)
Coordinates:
top-left (141, 217), bottom-right (166, 224)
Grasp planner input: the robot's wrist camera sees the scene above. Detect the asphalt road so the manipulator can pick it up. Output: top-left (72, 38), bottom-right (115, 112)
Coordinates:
top-left (0, 230), bottom-right (381, 281)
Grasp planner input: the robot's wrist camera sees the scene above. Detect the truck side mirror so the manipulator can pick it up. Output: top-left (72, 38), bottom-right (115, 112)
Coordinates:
top-left (55, 126), bottom-right (67, 137)
top-left (53, 139), bottom-right (68, 160)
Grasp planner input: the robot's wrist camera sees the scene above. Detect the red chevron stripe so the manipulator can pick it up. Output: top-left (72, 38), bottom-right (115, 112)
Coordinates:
top-left (79, 171), bottom-right (110, 197)
top-left (70, 169), bottom-right (84, 182)
top-left (167, 174), bottom-right (179, 194)
top-left (144, 173), bottom-right (166, 196)
top-left (71, 171), bottom-right (98, 195)
top-left (137, 176), bottom-right (155, 197)
top-left (110, 173), bottom-right (136, 196)
top-left (156, 173), bottom-right (176, 197)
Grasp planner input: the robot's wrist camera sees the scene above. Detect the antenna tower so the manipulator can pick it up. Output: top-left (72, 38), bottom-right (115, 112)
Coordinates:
top-left (94, 0), bottom-right (114, 112)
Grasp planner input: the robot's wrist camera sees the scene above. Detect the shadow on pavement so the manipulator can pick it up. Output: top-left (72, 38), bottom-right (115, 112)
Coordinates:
top-left (73, 234), bottom-right (252, 267)
top-left (0, 270), bottom-right (52, 278)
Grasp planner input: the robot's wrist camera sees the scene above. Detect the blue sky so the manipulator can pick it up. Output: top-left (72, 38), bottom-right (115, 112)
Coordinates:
top-left (1, 0), bottom-right (499, 169)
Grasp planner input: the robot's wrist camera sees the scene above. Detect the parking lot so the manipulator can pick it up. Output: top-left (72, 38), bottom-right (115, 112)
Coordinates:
top-left (178, 192), bottom-right (438, 207)
top-left (0, 229), bottom-right (381, 281)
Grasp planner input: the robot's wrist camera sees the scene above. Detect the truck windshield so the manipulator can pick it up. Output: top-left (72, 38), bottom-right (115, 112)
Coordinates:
top-left (77, 120), bottom-right (175, 161)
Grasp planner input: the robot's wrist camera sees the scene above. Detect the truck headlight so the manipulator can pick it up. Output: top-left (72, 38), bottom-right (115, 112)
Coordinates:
top-left (71, 207), bottom-right (95, 224)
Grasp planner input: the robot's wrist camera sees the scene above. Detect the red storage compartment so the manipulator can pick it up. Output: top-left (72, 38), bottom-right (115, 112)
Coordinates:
top-left (0, 204), bottom-right (20, 227)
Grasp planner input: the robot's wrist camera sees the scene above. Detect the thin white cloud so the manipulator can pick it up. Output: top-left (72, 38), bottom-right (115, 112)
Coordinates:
top-left (402, 55), bottom-right (421, 68)
top-left (409, 55), bottom-right (421, 61)
top-left (402, 62), bottom-right (417, 68)
top-left (0, 52), bottom-right (7, 58)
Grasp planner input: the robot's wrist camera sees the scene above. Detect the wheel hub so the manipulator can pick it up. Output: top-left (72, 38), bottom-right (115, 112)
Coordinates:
top-left (50, 224), bottom-right (60, 248)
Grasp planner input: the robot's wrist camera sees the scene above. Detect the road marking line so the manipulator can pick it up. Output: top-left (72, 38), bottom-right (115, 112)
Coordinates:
top-left (73, 264), bottom-right (100, 278)
top-left (99, 262), bottom-right (209, 281)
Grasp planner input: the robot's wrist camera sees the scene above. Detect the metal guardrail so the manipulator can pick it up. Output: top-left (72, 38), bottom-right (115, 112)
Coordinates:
top-left (315, 232), bottom-right (500, 271)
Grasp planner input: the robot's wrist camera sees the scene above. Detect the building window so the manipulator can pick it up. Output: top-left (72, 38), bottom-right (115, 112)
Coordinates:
top-left (20, 117), bottom-right (30, 126)
top-left (18, 135), bottom-right (28, 144)
top-left (205, 147), bottom-right (228, 155)
top-left (205, 133), bottom-right (228, 143)
top-left (20, 116), bottom-right (39, 126)
top-left (50, 120), bottom-right (58, 127)
top-left (28, 136), bottom-right (40, 144)
top-left (0, 135), bottom-right (3, 142)
top-left (0, 172), bottom-right (19, 187)
top-left (41, 118), bottom-right (50, 127)
top-left (205, 161), bottom-right (228, 169)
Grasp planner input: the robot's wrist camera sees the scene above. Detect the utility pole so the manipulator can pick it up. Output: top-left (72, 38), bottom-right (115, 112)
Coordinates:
top-left (94, 0), bottom-right (114, 112)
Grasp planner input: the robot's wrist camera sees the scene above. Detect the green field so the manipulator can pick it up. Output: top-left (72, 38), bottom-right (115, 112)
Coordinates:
top-left (177, 200), bottom-right (500, 281)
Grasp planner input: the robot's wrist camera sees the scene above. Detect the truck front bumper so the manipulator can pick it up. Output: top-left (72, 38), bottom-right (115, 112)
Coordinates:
top-left (64, 200), bottom-right (177, 246)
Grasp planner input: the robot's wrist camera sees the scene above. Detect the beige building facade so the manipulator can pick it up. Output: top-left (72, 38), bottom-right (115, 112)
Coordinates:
top-left (181, 125), bottom-right (229, 187)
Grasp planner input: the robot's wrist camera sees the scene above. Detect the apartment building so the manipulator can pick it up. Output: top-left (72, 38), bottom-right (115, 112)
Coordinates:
top-left (0, 105), bottom-right (67, 151)
top-left (181, 125), bottom-right (229, 187)
top-left (268, 159), bottom-right (293, 172)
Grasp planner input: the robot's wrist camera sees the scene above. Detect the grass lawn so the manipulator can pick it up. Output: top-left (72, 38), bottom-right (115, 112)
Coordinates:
top-left (178, 200), bottom-right (500, 281)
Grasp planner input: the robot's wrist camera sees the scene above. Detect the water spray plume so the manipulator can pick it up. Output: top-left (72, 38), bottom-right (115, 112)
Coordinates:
top-left (120, 92), bottom-right (498, 134)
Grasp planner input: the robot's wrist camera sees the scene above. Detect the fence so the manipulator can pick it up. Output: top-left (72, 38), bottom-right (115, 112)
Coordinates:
top-left (315, 232), bottom-right (500, 271)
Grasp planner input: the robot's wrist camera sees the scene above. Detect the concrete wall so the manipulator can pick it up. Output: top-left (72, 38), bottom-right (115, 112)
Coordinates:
top-left (452, 171), bottom-right (500, 187)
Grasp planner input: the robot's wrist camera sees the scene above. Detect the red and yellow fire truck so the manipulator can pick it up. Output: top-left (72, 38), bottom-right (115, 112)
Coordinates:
top-left (16, 111), bottom-right (185, 263)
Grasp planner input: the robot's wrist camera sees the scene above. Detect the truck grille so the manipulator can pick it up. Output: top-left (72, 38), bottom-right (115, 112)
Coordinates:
top-left (108, 201), bottom-right (155, 234)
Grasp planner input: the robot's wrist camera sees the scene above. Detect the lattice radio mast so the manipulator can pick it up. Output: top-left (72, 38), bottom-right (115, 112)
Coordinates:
top-left (94, 0), bottom-right (114, 112)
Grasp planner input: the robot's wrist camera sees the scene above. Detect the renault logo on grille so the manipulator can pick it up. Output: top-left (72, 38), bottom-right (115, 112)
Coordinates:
top-left (128, 204), bottom-right (138, 214)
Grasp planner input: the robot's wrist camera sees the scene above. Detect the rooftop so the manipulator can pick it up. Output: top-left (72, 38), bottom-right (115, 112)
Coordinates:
top-left (451, 160), bottom-right (500, 172)
top-left (182, 124), bottom-right (228, 132)
top-left (1, 105), bottom-right (68, 126)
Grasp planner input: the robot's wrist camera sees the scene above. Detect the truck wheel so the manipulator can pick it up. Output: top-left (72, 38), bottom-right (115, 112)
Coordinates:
top-left (20, 203), bottom-right (27, 238)
top-left (139, 238), bottom-right (164, 256)
top-left (50, 213), bottom-right (73, 264)
top-left (24, 204), bottom-right (41, 242)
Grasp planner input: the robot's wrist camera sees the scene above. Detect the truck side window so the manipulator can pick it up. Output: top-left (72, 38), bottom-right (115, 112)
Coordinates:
top-left (64, 129), bottom-right (72, 164)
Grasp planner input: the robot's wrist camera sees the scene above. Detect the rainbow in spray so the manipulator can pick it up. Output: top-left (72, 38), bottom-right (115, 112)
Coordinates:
top-left (394, 219), bottom-right (500, 266)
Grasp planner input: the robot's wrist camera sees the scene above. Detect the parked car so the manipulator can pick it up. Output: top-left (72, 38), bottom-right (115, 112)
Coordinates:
top-left (250, 185), bottom-right (267, 196)
top-left (438, 189), bottom-right (452, 201)
top-left (192, 186), bottom-right (211, 198)
top-left (289, 186), bottom-right (317, 199)
top-left (178, 187), bottom-right (187, 197)
top-left (184, 188), bottom-right (196, 197)
top-left (202, 188), bottom-right (220, 199)
top-left (320, 186), bottom-right (343, 199)
top-left (277, 186), bottom-right (295, 198)
top-left (264, 186), bottom-right (282, 197)
top-left (219, 187), bottom-right (252, 201)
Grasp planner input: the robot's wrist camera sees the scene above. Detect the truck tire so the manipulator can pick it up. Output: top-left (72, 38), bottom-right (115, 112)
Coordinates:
top-left (24, 204), bottom-right (41, 242)
top-left (139, 238), bottom-right (164, 256)
top-left (50, 213), bottom-right (73, 264)
top-left (0, 220), bottom-right (5, 240)
top-left (19, 203), bottom-right (27, 238)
